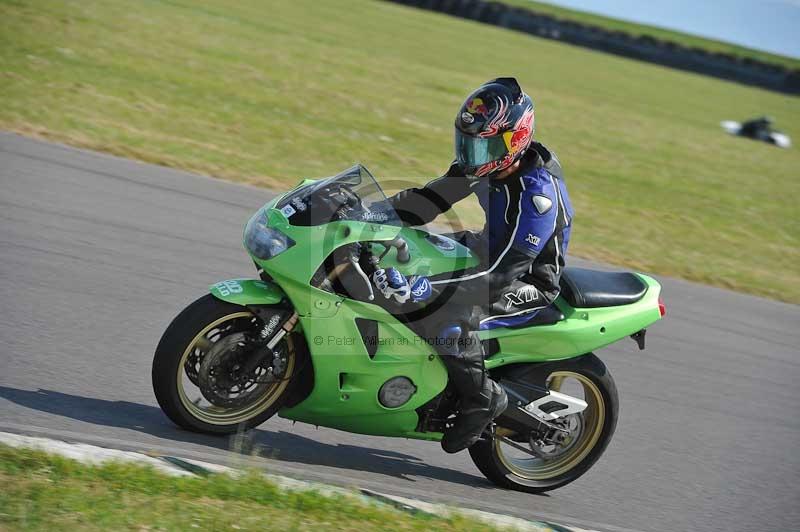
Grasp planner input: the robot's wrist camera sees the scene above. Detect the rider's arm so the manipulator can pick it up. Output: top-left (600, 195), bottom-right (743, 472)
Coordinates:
top-left (387, 162), bottom-right (475, 226)
top-left (428, 247), bottom-right (540, 307)
top-left (427, 171), bottom-right (564, 307)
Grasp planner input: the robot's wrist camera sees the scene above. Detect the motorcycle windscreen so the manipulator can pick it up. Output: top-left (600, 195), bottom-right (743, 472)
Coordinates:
top-left (276, 164), bottom-right (402, 226)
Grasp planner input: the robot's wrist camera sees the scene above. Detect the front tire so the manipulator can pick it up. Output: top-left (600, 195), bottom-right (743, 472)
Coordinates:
top-left (152, 294), bottom-right (300, 434)
top-left (470, 353), bottom-right (618, 493)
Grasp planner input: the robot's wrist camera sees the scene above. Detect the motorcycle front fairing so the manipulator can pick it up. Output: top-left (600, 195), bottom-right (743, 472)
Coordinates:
top-left (239, 166), bottom-right (468, 438)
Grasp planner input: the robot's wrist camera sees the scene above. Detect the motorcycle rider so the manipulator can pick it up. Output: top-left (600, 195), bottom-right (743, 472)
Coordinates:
top-left (371, 77), bottom-right (574, 453)
top-left (738, 115), bottom-right (773, 140)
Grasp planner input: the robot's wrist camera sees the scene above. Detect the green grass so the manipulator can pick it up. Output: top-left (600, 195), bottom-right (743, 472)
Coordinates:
top-left (1, 0), bottom-right (798, 302)
top-left (499, 0), bottom-right (800, 70)
top-left (0, 445), bottom-right (488, 531)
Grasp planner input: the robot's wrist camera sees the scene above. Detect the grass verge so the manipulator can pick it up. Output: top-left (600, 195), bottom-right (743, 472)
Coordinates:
top-left (1, 0), bottom-right (798, 302)
top-left (0, 444), bottom-right (487, 531)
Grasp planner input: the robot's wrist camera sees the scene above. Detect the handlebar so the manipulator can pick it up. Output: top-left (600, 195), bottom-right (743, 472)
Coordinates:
top-left (387, 237), bottom-right (411, 263)
top-left (343, 237), bottom-right (410, 303)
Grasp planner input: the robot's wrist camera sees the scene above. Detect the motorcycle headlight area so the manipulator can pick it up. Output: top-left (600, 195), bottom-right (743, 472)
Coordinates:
top-left (378, 377), bottom-right (416, 408)
top-left (244, 210), bottom-right (295, 260)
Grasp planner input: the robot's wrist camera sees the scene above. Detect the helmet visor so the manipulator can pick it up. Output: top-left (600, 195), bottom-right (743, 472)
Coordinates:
top-left (455, 129), bottom-right (509, 168)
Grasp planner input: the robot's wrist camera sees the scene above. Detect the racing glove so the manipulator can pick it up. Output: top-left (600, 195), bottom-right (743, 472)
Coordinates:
top-left (372, 268), bottom-right (431, 304)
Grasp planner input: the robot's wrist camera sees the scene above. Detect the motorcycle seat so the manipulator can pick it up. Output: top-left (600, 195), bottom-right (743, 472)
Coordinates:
top-left (559, 267), bottom-right (647, 308)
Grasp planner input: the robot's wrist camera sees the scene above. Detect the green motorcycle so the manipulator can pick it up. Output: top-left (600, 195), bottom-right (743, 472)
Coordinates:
top-left (152, 165), bottom-right (665, 493)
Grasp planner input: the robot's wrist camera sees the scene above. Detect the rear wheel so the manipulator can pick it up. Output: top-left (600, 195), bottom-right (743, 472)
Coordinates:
top-left (469, 353), bottom-right (618, 493)
top-left (152, 294), bottom-right (301, 434)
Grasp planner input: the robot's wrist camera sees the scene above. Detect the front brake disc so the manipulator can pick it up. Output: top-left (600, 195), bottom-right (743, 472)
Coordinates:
top-left (197, 332), bottom-right (269, 408)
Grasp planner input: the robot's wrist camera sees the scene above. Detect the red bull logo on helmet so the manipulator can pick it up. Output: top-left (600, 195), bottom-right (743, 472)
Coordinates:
top-left (505, 106), bottom-right (534, 155)
top-left (466, 97), bottom-right (489, 117)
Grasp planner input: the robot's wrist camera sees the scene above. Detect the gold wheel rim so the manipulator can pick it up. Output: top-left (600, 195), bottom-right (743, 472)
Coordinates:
top-left (495, 371), bottom-right (606, 480)
top-left (176, 312), bottom-right (295, 425)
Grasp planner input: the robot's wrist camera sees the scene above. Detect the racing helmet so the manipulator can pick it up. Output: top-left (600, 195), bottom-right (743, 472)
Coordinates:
top-left (454, 77), bottom-right (535, 177)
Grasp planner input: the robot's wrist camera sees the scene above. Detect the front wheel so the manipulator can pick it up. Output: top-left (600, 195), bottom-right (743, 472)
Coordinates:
top-left (469, 353), bottom-right (618, 493)
top-left (152, 294), bottom-right (301, 434)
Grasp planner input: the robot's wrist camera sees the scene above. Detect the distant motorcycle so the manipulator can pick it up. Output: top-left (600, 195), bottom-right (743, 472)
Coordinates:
top-left (721, 118), bottom-right (791, 148)
top-left (152, 165), bottom-right (665, 493)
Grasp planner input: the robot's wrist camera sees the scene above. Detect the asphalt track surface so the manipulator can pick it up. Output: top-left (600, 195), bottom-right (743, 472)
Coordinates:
top-left (1, 132), bottom-right (798, 532)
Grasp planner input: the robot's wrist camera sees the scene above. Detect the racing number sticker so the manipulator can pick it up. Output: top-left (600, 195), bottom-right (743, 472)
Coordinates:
top-left (214, 280), bottom-right (243, 297)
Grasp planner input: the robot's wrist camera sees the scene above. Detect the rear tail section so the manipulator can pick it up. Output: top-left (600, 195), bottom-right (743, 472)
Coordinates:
top-left (481, 268), bottom-right (663, 368)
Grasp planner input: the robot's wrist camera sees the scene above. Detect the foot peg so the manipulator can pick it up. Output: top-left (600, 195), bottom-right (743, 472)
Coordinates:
top-left (478, 422), bottom-right (496, 442)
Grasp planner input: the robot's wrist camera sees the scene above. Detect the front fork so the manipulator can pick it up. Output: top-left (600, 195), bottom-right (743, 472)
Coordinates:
top-left (208, 277), bottom-right (299, 376)
top-left (238, 307), bottom-right (299, 377)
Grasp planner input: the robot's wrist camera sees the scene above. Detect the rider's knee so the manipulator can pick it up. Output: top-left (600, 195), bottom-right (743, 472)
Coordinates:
top-left (437, 324), bottom-right (462, 355)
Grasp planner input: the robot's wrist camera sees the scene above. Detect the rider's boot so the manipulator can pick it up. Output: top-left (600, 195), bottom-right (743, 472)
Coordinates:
top-left (439, 329), bottom-right (508, 454)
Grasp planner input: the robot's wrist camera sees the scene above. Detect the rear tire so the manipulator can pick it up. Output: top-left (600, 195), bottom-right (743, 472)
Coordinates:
top-left (469, 353), bottom-right (618, 493)
top-left (152, 294), bottom-right (301, 435)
